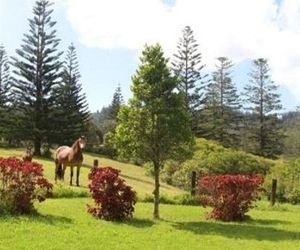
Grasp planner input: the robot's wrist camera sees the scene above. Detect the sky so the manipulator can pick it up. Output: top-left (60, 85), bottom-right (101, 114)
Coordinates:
top-left (0, 0), bottom-right (300, 112)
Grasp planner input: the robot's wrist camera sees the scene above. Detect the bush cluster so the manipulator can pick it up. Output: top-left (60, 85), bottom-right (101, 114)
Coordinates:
top-left (0, 157), bottom-right (53, 214)
top-left (264, 160), bottom-right (300, 204)
top-left (161, 138), bottom-right (272, 190)
top-left (86, 145), bottom-right (117, 159)
top-left (199, 175), bottom-right (264, 221)
top-left (139, 193), bottom-right (199, 206)
top-left (87, 166), bottom-right (137, 221)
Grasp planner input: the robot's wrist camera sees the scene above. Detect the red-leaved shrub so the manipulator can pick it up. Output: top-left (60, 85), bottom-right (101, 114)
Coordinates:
top-left (87, 166), bottom-right (137, 221)
top-left (199, 175), bottom-right (264, 221)
top-left (0, 157), bottom-right (53, 214)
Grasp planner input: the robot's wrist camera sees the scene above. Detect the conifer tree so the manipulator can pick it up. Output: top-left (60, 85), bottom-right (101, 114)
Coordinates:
top-left (0, 44), bottom-right (12, 140)
top-left (55, 43), bottom-right (89, 145)
top-left (97, 85), bottom-right (124, 137)
top-left (201, 57), bottom-right (241, 147)
top-left (11, 0), bottom-right (62, 155)
top-left (109, 84), bottom-right (123, 120)
top-left (244, 58), bottom-right (283, 157)
top-left (172, 26), bottom-right (208, 131)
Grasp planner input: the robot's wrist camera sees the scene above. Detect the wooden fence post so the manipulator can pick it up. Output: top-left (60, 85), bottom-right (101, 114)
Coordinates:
top-left (270, 179), bottom-right (277, 206)
top-left (191, 170), bottom-right (197, 196)
top-left (93, 159), bottom-right (99, 168)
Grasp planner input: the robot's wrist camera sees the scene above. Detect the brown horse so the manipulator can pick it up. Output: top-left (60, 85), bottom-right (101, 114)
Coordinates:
top-left (54, 136), bottom-right (87, 186)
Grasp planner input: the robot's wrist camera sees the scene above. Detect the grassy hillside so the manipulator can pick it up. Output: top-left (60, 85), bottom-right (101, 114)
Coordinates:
top-left (0, 198), bottom-right (300, 250)
top-left (0, 148), bottom-right (184, 198)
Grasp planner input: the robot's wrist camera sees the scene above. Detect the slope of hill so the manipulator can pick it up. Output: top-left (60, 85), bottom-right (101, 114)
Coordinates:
top-left (0, 148), bottom-right (184, 198)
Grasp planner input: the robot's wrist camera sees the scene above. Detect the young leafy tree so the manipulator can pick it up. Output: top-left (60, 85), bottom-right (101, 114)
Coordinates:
top-left (114, 44), bottom-right (194, 219)
top-left (11, 0), bottom-right (63, 155)
top-left (244, 58), bottom-right (283, 158)
top-left (201, 57), bottom-right (241, 147)
top-left (0, 44), bottom-right (12, 140)
top-left (54, 43), bottom-right (90, 145)
top-left (172, 26), bottom-right (208, 131)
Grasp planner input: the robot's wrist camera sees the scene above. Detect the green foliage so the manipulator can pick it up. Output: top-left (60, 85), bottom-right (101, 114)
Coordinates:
top-left (52, 184), bottom-right (89, 198)
top-left (161, 138), bottom-right (273, 190)
top-left (0, 44), bottom-right (14, 142)
top-left (243, 58), bottom-right (283, 158)
top-left (114, 44), bottom-right (194, 163)
top-left (109, 84), bottom-right (123, 120)
top-left (54, 43), bottom-right (90, 145)
top-left (282, 110), bottom-right (300, 158)
top-left (200, 57), bottom-right (241, 147)
top-left (11, 0), bottom-right (63, 155)
top-left (172, 26), bottom-right (208, 131)
top-left (95, 86), bottom-right (124, 140)
top-left (264, 160), bottom-right (300, 204)
top-left (114, 44), bottom-right (194, 218)
top-left (85, 119), bottom-right (103, 149)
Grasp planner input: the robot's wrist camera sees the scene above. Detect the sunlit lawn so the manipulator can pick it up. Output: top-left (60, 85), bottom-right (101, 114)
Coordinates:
top-left (0, 199), bottom-right (300, 250)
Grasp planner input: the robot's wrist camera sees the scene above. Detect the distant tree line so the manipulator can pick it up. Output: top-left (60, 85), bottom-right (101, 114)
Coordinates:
top-left (0, 0), bottom-right (89, 156)
top-left (96, 26), bottom-right (284, 159)
top-left (170, 26), bottom-right (283, 159)
top-left (0, 0), bottom-right (285, 159)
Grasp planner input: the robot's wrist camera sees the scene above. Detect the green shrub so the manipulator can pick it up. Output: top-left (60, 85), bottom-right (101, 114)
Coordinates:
top-left (264, 160), bottom-right (300, 203)
top-left (86, 145), bottom-right (117, 159)
top-left (161, 138), bottom-right (273, 190)
top-left (52, 184), bottom-right (89, 198)
top-left (138, 193), bottom-right (177, 205)
top-left (138, 193), bottom-right (199, 206)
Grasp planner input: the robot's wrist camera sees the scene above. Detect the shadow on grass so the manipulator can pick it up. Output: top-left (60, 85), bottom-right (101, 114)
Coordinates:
top-left (0, 212), bottom-right (73, 226)
top-left (245, 218), bottom-right (291, 226)
top-left (173, 221), bottom-right (300, 241)
top-left (115, 218), bottom-right (155, 228)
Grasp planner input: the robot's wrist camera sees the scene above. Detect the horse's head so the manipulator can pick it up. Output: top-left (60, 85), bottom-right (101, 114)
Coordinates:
top-left (78, 136), bottom-right (87, 149)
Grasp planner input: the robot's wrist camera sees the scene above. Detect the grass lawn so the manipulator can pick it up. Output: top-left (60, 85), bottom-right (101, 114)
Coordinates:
top-left (0, 148), bottom-right (184, 198)
top-left (0, 199), bottom-right (300, 250)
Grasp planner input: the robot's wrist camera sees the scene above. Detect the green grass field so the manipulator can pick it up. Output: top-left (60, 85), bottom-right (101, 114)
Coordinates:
top-left (0, 199), bottom-right (300, 250)
top-left (0, 148), bottom-right (184, 198)
top-left (1, 148), bottom-right (300, 249)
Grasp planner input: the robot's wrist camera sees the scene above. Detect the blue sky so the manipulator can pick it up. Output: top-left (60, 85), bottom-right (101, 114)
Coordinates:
top-left (0, 0), bottom-right (299, 112)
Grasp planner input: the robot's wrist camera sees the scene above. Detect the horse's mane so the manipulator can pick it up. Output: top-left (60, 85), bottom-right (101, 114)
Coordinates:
top-left (71, 138), bottom-right (82, 154)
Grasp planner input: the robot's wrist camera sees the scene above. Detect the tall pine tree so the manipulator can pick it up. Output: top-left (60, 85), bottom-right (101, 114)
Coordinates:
top-left (109, 84), bottom-right (123, 120)
top-left (11, 0), bottom-right (62, 155)
top-left (55, 43), bottom-right (89, 145)
top-left (244, 58), bottom-right (283, 158)
top-left (0, 44), bottom-right (12, 140)
top-left (172, 26), bottom-right (207, 132)
top-left (201, 57), bottom-right (241, 147)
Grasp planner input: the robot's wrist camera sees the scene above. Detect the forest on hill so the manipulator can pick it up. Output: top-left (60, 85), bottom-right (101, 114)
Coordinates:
top-left (1, 0), bottom-right (300, 207)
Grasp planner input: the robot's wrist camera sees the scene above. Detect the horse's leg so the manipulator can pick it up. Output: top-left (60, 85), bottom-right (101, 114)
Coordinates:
top-left (76, 166), bottom-right (80, 187)
top-left (54, 161), bottom-right (58, 183)
top-left (70, 166), bottom-right (74, 186)
top-left (62, 165), bottom-right (67, 182)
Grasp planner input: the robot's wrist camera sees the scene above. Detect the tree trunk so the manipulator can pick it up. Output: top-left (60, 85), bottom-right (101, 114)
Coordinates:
top-left (34, 138), bottom-right (41, 156)
top-left (153, 161), bottom-right (160, 219)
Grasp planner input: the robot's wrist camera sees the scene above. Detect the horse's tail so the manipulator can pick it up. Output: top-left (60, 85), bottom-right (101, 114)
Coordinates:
top-left (55, 159), bottom-right (63, 181)
top-left (54, 147), bottom-right (63, 181)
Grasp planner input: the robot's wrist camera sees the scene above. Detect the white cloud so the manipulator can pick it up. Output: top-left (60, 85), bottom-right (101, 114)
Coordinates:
top-left (65, 0), bottom-right (300, 96)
